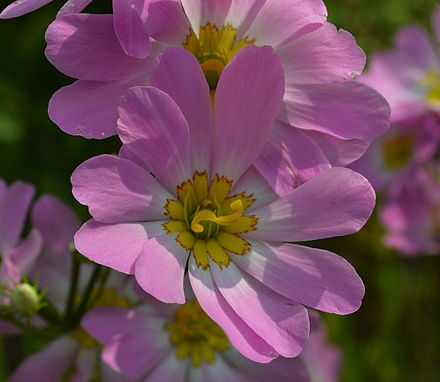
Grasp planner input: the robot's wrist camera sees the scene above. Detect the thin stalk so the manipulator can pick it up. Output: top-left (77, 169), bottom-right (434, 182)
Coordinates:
top-left (87, 267), bottom-right (111, 309)
top-left (74, 264), bottom-right (102, 323)
top-left (64, 254), bottom-right (81, 320)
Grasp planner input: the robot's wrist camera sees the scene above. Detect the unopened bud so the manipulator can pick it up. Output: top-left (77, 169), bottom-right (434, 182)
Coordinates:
top-left (11, 283), bottom-right (40, 316)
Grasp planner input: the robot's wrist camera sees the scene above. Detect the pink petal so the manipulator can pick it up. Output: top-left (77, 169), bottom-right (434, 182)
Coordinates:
top-left (233, 240), bottom-right (365, 314)
top-left (276, 22), bottom-right (365, 85)
top-left (8, 228), bottom-right (42, 275)
top-left (255, 121), bottom-right (331, 195)
top-left (45, 14), bottom-right (151, 81)
top-left (72, 155), bottom-right (172, 223)
top-left (0, 319), bottom-right (20, 336)
top-left (75, 219), bottom-right (164, 274)
top-left (57, 0), bottom-right (93, 18)
top-left (113, 0), bottom-right (151, 58)
top-left (189, 257), bottom-right (278, 363)
top-left (71, 348), bottom-right (95, 382)
top-left (142, 0), bottom-right (190, 45)
top-left (101, 361), bottom-right (134, 382)
top-left (223, 0), bottom-right (266, 41)
top-left (146, 352), bottom-right (189, 382)
top-left (31, 194), bottom-right (79, 257)
top-left (246, 167), bottom-right (375, 242)
top-left (149, 46), bottom-right (214, 171)
top-left (303, 130), bottom-right (370, 167)
top-left (181, 0), bottom-right (232, 33)
top-left (198, 356), bottom-right (246, 382)
top-left (279, 81), bottom-right (390, 141)
top-left (0, 180), bottom-right (34, 253)
top-left (245, 0), bottom-right (327, 47)
top-left (8, 336), bottom-right (77, 382)
top-left (0, 0), bottom-right (52, 19)
top-left (231, 166), bottom-right (278, 212)
top-left (135, 234), bottom-right (188, 304)
top-left (118, 86), bottom-right (192, 193)
top-left (212, 45), bottom-right (284, 181)
top-left (211, 262), bottom-right (309, 357)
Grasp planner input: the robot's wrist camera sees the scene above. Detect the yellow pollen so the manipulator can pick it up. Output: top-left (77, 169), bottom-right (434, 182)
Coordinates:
top-left (165, 300), bottom-right (229, 367)
top-left (419, 67), bottom-right (440, 104)
top-left (183, 23), bottom-right (254, 90)
top-left (163, 172), bottom-right (258, 269)
top-left (382, 134), bottom-right (414, 170)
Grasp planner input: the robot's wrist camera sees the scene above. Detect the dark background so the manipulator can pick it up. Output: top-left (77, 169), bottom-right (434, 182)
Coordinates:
top-left (0, 0), bottom-right (439, 380)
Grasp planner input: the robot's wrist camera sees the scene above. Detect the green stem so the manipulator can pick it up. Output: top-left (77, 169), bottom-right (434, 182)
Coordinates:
top-left (38, 299), bottom-right (62, 325)
top-left (87, 267), bottom-right (111, 309)
top-left (65, 254), bottom-right (81, 320)
top-left (74, 264), bottom-right (102, 323)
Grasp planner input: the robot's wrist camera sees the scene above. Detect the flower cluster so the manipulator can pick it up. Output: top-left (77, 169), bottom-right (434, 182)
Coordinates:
top-left (0, 0), bottom-right (403, 380)
top-left (351, 4), bottom-right (440, 255)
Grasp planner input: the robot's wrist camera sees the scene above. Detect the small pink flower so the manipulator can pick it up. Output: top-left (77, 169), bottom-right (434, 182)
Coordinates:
top-left (46, 0), bottom-right (389, 193)
top-left (73, 46), bottom-right (374, 362)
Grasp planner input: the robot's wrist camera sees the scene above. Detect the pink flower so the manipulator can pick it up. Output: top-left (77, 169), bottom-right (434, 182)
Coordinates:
top-left (82, 296), bottom-right (319, 381)
top-left (73, 46), bottom-right (374, 362)
top-left (46, 0), bottom-right (389, 193)
top-left (8, 194), bottom-right (136, 382)
top-left (380, 164), bottom-right (440, 256)
top-left (360, 4), bottom-right (440, 124)
top-left (0, 180), bottom-right (42, 334)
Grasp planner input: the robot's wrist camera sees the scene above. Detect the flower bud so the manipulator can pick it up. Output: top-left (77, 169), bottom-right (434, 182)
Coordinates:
top-left (11, 283), bottom-right (40, 316)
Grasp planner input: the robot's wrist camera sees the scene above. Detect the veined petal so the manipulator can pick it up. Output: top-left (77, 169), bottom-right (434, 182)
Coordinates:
top-left (48, 76), bottom-right (148, 139)
top-left (246, 167), bottom-right (375, 242)
top-left (255, 121), bottom-right (331, 195)
top-left (45, 14), bottom-right (151, 81)
top-left (276, 22), bottom-right (366, 85)
top-left (74, 219), bottom-right (164, 274)
top-left (233, 240), bottom-right (365, 314)
top-left (57, 0), bottom-right (93, 18)
top-left (279, 81), bottom-right (390, 141)
top-left (0, 0), bottom-right (52, 19)
top-left (223, 0), bottom-right (266, 41)
top-left (230, 166), bottom-right (277, 212)
top-left (0, 180), bottom-right (34, 253)
top-left (303, 130), bottom-right (371, 167)
top-left (118, 86), bottom-right (192, 194)
top-left (211, 262), bottom-right (309, 357)
top-left (143, 0), bottom-right (190, 46)
top-left (149, 47), bottom-right (214, 171)
top-left (135, 234), bottom-right (188, 304)
top-left (8, 229), bottom-right (42, 275)
top-left (212, 45), bottom-right (284, 182)
top-left (181, 0), bottom-right (232, 35)
top-left (72, 155), bottom-right (172, 223)
top-left (245, 0), bottom-right (327, 47)
top-left (189, 257), bottom-right (278, 363)
top-left (31, 195), bottom-right (80, 257)
top-left (113, 0), bottom-right (151, 58)
top-left (146, 352), bottom-right (189, 382)
top-left (8, 336), bottom-right (77, 382)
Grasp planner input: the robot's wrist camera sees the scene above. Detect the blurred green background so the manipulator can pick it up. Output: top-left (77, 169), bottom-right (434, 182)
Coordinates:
top-left (0, 0), bottom-right (439, 381)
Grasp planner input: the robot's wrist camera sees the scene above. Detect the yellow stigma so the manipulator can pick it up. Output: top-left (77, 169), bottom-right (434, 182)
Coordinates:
top-left (419, 67), bottom-right (440, 104)
top-left (163, 172), bottom-right (258, 269)
top-left (382, 134), bottom-right (414, 170)
top-left (183, 23), bottom-right (254, 90)
top-left (165, 300), bottom-right (229, 367)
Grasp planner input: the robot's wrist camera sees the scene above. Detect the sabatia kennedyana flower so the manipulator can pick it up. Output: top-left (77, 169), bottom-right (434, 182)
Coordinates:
top-left (73, 46), bottom-right (375, 362)
top-left (46, 0), bottom-right (390, 193)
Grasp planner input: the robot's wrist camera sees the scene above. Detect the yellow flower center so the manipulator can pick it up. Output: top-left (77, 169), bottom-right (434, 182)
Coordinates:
top-left (419, 67), bottom-right (440, 104)
top-left (70, 288), bottom-right (132, 349)
top-left (163, 171), bottom-right (258, 269)
top-left (165, 300), bottom-right (229, 367)
top-left (183, 23), bottom-right (254, 90)
top-left (382, 134), bottom-right (414, 170)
